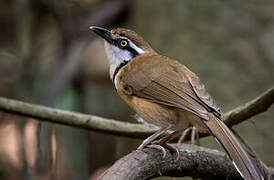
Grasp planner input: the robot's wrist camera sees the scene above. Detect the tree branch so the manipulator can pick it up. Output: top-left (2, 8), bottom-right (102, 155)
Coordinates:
top-left (0, 87), bottom-right (273, 179)
top-left (0, 86), bottom-right (273, 139)
top-left (99, 144), bottom-right (242, 180)
top-left (0, 96), bottom-right (158, 138)
top-left (223, 86), bottom-right (274, 127)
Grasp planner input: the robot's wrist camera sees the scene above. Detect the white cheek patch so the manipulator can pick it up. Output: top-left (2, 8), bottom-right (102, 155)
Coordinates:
top-left (104, 41), bottom-right (132, 66)
top-left (103, 39), bottom-right (146, 83)
top-left (104, 41), bottom-right (133, 81)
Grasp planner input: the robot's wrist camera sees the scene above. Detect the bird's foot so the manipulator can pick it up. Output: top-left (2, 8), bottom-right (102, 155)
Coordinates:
top-left (159, 143), bottom-right (179, 160)
top-left (138, 139), bottom-right (179, 160)
top-left (137, 125), bottom-right (173, 150)
top-left (141, 142), bottom-right (179, 160)
top-left (146, 144), bottom-right (167, 159)
top-left (137, 139), bottom-right (168, 158)
top-left (137, 138), bottom-right (152, 150)
top-left (155, 139), bottom-right (179, 160)
top-left (137, 128), bottom-right (181, 160)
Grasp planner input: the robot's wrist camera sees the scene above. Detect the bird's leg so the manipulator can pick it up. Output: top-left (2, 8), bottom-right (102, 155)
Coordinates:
top-left (155, 130), bottom-right (183, 160)
top-left (177, 127), bottom-right (192, 145)
top-left (177, 126), bottom-right (200, 145)
top-left (191, 127), bottom-right (200, 145)
top-left (138, 125), bottom-right (183, 160)
top-left (195, 127), bottom-right (200, 145)
top-left (137, 125), bottom-right (172, 150)
top-left (158, 130), bottom-right (182, 144)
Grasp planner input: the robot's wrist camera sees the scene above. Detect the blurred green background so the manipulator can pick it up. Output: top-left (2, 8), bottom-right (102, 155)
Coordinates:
top-left (0, 0), bottom-right (273, 179)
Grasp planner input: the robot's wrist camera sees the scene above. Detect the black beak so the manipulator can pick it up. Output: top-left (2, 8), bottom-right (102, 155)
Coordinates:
top-left (89, 26), bottom-right (113, 44)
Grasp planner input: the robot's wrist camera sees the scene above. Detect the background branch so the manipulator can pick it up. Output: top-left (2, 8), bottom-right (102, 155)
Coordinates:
top-left (0, 86), bottom-right (273, 139)
top-left (2, 1), bottom-right (273, 179)
top-left (223, 86), bottom-right (274, 127)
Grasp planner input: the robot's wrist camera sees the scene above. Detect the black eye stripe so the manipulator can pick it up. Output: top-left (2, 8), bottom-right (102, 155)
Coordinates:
top-left (127, 47), bottom-right (138, 57)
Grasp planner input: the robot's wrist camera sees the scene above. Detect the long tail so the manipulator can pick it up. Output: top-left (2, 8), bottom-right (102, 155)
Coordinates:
top-left (203, 113), bottom-right (264, 180)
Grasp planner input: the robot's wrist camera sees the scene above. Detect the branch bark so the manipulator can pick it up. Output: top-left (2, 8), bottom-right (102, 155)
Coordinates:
top-left (0, 87), bottom-right (273, 179)
top-left (99, 144), bottom-right (242, 180)
top-left (0, 86), bottom-right (273, 139)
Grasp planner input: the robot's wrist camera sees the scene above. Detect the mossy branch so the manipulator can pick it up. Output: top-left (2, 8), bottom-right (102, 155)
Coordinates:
top-left (0, 87), bottom-right (273, 139)
top-left (0, 87), bottom-right (273, 179)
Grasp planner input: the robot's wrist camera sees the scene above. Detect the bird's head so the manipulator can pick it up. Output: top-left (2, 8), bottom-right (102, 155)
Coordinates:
top-left (89, 26), bottom-right (155, 79)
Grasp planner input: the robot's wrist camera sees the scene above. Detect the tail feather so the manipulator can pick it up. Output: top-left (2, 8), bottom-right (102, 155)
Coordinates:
top-left (231, 128), bottom-right (268, 179)
top-left (203, 114), bottom-right (264, 180)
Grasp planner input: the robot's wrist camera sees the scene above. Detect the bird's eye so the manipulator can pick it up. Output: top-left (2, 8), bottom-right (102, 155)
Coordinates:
top-left (120, 40), bottom-right (128, 47)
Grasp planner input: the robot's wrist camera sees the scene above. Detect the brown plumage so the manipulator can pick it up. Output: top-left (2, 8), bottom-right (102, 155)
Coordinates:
top-left (90, 26), bottom-right (265, 180)
top-left (116, 54), bottom-right (263, 179)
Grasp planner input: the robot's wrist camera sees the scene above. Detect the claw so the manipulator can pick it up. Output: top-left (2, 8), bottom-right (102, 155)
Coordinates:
top-left (146, 143), bottom-right (179, 160)
top-left (162, 143), bottom-right (179, 161)
top-left (137, 128), bottom-right (182, 160)
top-left (147, 144), bottom-right (167, 159)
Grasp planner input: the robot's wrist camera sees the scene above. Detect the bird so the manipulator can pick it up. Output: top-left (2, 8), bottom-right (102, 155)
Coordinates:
top-left (89, 26), bottom-right (264, 180)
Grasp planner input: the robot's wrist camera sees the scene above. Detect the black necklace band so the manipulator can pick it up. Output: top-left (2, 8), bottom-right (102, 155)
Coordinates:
top-left (113, 60), bottom-right (129, 84)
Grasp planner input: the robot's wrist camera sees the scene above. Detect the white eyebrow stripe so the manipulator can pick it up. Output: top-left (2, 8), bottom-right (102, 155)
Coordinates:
top-left (120, 37), bottom-right (145, 55)
top-left (128, 40), bottom-right (145, 54)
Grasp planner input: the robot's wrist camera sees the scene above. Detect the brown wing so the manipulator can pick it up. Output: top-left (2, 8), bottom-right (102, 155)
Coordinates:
top-left (120, 55), bottom-right (220, 120)
top-left (182, 65), bottom-right (221, 118)
top-left (121, 54), bottom-right (264, 179)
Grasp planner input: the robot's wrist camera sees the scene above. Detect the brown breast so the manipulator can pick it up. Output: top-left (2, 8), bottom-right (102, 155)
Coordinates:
top-left (114, 56), bottom-right (192, 131)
